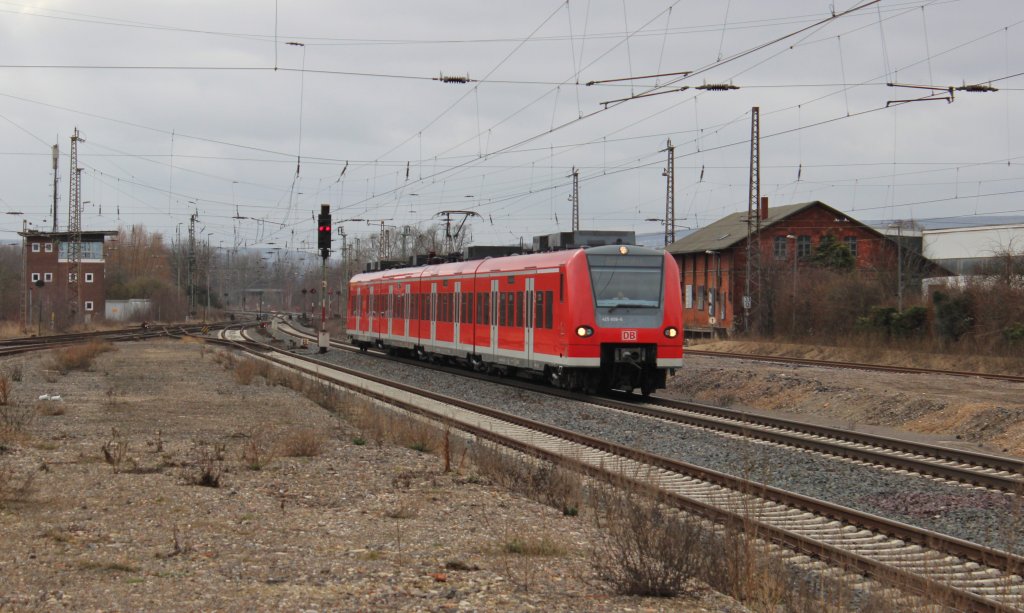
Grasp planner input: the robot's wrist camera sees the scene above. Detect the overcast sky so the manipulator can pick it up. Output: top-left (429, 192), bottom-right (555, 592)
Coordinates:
top-left (1, 0), bottom-right (1022, 256)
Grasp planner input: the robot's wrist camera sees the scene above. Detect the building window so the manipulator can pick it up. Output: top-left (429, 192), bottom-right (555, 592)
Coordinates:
top-left (31, 272), bottom-right (40, 282)
top-left (84, 301), bottom-right (94, 312)
top-left (85, 272), bottom-right (94, 283)
top-left (44, 242), bottom-right (53, 253)
top-left (696, 285), bottom-right (705, 311)
top-left (773, 236), bottom-right (788, 259)
top-left (684, 284), bottom-right (693, 309)
top-left (44, 272), bottom-right (53, 282)
top-left (843, 236), bottom-right (858, 257)
top-left (797, 235), bottom-right (812, 258)
top-left (69, 272), bottom-right (78, 282)
top-left (32, 242), bottom-right (40, 253)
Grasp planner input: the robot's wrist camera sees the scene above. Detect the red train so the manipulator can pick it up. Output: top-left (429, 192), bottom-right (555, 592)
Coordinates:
top-left (346, 244), bottom-right (683, 396)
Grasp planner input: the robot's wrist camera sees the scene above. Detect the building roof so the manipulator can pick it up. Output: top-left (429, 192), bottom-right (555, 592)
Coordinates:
top-left (18, 229), bottom-right (119, 239)
top-left (665, 200), bottom-right (882, 255)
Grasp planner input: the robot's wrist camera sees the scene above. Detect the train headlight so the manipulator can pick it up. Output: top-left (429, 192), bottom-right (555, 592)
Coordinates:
top-left (664, 327), bottom-right (679, 338)
top-left (575, 325), bottom-right (594, 337)
top-left (618, 245), bottom-right (629, 255)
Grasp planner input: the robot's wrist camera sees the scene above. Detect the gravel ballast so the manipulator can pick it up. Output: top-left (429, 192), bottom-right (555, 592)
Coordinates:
top-left (287, 328), bottom-right (1021, 554)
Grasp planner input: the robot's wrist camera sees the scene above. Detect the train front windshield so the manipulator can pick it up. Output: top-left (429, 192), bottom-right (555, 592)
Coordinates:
top-left (588, 254), bottom-right (664, 308)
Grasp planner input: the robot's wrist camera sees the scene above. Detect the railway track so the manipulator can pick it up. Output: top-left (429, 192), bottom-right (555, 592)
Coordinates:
top-left (211, 327), bottom-right (1024, 612)
top-left (0, 322), bottom-right (234, 358)
top-left (271, 320), bottom-right (1024, 495)
top-left (685, 348), bottom-right (1024, 384)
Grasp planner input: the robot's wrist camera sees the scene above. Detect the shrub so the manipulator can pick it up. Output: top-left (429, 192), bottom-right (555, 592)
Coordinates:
top-left (240, 428), bottom-right (275, 470)
top-left (933, 290), bottom-right (974, 341)
top-left (590, 488), bottom-right (711, 597)
top-left (890, 306), bottom-right (928, 337)
top-left (182, 441), bottom-right (225, 487)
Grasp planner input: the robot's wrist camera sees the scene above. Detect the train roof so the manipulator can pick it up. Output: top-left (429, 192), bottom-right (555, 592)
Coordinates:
top-left (349, 245), bottom-right (667, 284)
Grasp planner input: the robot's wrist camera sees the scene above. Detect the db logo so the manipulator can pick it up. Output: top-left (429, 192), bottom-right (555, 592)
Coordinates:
top-left (621, 330), bottom-right (638, 341)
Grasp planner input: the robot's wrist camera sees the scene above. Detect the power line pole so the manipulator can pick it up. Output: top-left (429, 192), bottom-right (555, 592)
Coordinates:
top-left (570, 166), bottom-right (580, 232)
top-left (188, 212), bottom-right (197, 318)
top-left (67, 128), bottom-right (84, 323)
top-left (662, 138), bottom-right (675, 247)
top-left (744, 107), bottom-right (760, 333)
top-left (51, 143), bottom-right (60, 233)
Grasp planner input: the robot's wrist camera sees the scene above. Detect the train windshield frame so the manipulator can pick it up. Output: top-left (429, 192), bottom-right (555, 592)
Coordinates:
top-left (587, 254), bottom-right (664, 308)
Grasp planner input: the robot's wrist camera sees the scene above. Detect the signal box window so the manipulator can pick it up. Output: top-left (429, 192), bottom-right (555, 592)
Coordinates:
top-left (797, 235), bottom-right (812, 258)
top-left (31, 272), bottom-right (40, 282)
top-left (44, 272), bottom-right (53, 282)
top-left (32, 243), bottom-right (40, 253)
top-left (844, 236), bottom-right (858, 257)
top-left (773, 236), bottom-right (787, 259)
top-left (84, 301), bottom-right (94, 312)
top-left (45, 243), bottom-right (53, 253)
top-left (85, 272), bottom-right (94, 283)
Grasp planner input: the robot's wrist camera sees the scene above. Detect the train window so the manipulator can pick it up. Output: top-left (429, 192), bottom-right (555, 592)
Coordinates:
top-left (544, 290), bottom-right (553, 328)
top-left (482, 293), bottom-right (490, 325)
top-left (535, 292), bottom-right (545, 329)
top-left (446, 294), bottom-right (453, 322)
top-left (466, 293), bottom-right (474, 324)
top-left (499, 293), bottom-right (507, 326)
top-left (515, 292), bottom-right (524, 328)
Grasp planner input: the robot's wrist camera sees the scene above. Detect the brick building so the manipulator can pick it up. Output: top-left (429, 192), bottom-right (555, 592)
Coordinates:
top-left (18, 229), bottom-right (118, 330)
top-left (667, 200), bottom-right (905, 336)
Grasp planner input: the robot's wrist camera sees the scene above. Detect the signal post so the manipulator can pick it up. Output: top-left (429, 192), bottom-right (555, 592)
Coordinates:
top-left (317, 204), bottom-right (332, 353)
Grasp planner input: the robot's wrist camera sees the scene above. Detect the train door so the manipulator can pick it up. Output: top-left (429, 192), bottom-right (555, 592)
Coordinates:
top-left (453, 281), bottom-right (462, 354)
top-left (403, 283), bottom-right (411, 338)
top-left (430, 282), bottom-right (437, 349)
top-left (489, 278), bottom-right (499, 359)
top-left (525, 277), bottom-right (535, 367)
top-left (368, 285), bottom-right (375, 339)
top-left (387, 284), bottom-right (394, 340)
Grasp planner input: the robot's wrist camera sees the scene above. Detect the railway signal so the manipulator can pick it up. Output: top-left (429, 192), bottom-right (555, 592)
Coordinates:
top-left (316, 204), bottom-right (331, 353)
top-left (317, 204), bottom-right (332, 256)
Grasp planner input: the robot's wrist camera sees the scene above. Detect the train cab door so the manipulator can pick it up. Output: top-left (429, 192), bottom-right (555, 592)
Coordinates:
top-left (525, 277), bottom-right (535, 368)
top-left (353, 287), bottom-right (362, 334)
top-left (429, 282), bottom-right (437, 349)
top-left (453, 281), bottom-right (462, 354)
top-left (489, 278), bottom-right (499, 359)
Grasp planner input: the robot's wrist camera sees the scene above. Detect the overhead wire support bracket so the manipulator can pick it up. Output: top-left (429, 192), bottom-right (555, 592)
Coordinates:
top-left (600, 87), bottom-right (689, 108)
top-left (886, 82), bottom-right (954, 106)
top-left (585, 69), bottom-right (692, 86)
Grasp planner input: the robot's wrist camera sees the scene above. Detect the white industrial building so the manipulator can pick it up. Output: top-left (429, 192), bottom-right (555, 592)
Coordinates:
top-left (922, 224), bottom-right (1024, 276)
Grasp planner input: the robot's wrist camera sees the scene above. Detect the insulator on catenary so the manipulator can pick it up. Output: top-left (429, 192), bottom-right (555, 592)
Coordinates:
top-left (695, 83), bottom-right (739, 91)
top-left (435, 72), bottom-right (473, 84)
top-left (955, 84), bottom-right (998, 92)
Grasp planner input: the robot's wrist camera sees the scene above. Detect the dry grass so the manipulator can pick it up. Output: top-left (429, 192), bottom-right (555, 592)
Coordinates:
top-left (276, 427), bottom-right (324, 457)
top-left (51, 341), bottom-right (116, 374)
top-left (0, 372), bottom-right (10, 406)
top-left (0, 462), bottom-right (35, 506)
top-left (0, 320), bottom-right (25, 339)
top-left (692, 338), bottom-right (1024, 377)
